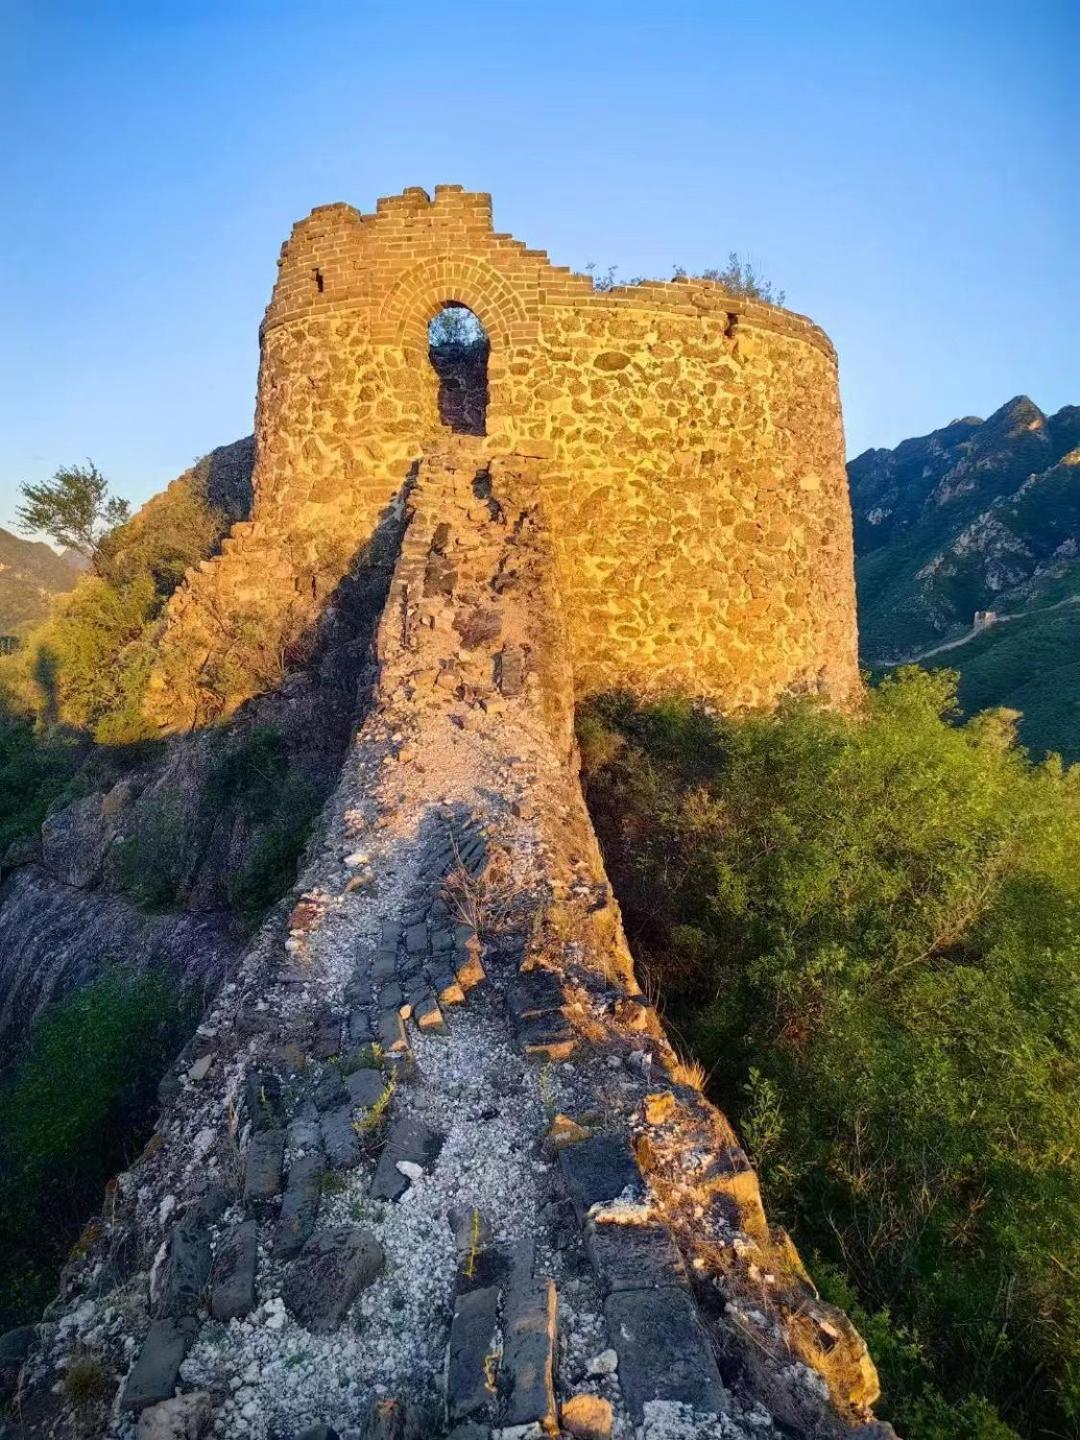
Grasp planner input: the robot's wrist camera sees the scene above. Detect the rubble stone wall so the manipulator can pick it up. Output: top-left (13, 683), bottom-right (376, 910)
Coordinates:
top-left (148, 187), bottom-right (859, 726)
top-left (12, 440), bottom-right (889, 1440)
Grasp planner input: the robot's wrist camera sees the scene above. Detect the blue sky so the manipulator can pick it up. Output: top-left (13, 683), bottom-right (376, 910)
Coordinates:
top-left (1, 0), bottom-right (1076, 529)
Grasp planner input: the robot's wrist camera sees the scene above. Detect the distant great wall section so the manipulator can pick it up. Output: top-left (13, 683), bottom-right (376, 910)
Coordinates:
top-left (4, 192), bottom-right (890, 1440)
top-left (147, 185), bottom-right (858, 728)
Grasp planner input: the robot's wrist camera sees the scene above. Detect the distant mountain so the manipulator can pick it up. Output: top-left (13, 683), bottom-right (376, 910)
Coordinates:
top-left (0, 528), bottom-right (81, 637)
top-left (849, 396), bottom-right (1080, 759)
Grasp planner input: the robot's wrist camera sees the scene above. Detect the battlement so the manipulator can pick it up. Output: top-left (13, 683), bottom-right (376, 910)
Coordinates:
top-left (265, 186), bottom-right (836, 363)
top-left (149, 186), bottom-right (859, 728)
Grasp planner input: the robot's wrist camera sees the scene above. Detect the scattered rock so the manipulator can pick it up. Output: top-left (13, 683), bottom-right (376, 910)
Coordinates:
top-left (187, 1054), bottom-right (213, 1083)
top-left (545, 1114), bottom-right (590, 1150)
top-left (561, 1393), bottom-right (613, 1440)
top-left (136, 1389), bottom-right (214, 1439)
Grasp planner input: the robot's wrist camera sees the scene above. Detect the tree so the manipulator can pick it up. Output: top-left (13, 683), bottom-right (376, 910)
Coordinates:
top-left (17, 462), bottom-right (130, 569)
top-left (428, 306), bottom-right (486, 349)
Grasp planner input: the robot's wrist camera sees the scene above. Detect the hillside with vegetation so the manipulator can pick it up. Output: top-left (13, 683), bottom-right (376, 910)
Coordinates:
top-left (850, 397), bottom-right (1080, 759)
top-left (579, 676), bottom-right (1080, 1440)
top-left (0, 528), bottom-right (81, 638)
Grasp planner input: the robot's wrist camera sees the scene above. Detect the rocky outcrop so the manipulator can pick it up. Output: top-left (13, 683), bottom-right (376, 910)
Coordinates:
top-left (6, 441), bottom-right (888, 1439)
top-left (0, 867), bottom-right (234, 1047)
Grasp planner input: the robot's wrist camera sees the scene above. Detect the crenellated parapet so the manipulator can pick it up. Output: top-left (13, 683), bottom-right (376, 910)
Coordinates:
top-left (147, 186), bottom-right (859, 729)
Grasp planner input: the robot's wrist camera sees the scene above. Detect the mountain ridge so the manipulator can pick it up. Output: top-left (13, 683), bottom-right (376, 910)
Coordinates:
top-left (850, 395), bottom-right (1080, 758)
top-left (0, 528), bottom-right (82, 638)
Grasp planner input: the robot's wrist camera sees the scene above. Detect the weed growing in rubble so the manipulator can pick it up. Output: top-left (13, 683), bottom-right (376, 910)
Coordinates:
top-left (353, 1077), bottom-right (395, 1141)
top-left (443, 846), bottom-right (515, 937)
top-left (463, 1207), bottom-right (484, 1281)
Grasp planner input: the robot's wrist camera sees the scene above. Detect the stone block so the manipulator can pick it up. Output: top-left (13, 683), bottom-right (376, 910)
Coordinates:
top-left (507, 969), bottom-right (565, 1022)
top-left (558, 1135), bottom-right (643, 1221)
top-left (244, 1127), bottom-right (286, 1204)
top-left (585, 1221), bottom-right (687, 1293)
top-left (275, 1153), bottom-right (323, 1260)
top-left (121, 1316), bottom-right (198, 1410)
top-left (378, 1009), bottom-right (409, 1053)
top-left (283, 1226), bottom-right (385, 1332)
top-left (244, 1072), bottom-right (284, 1132)
top-left (312, 1011), bottom-right (342, 1061)
top-left (209, 1218), bottom-right (258, 1321)
top-left (514, 1010), bottom-right (575, 1061)
top-left (371, 1116), bottom-right (443, 1201)
top-left (345, 1068), bottom-right (388, 1108)
top-left (320, 1105), bottom-right (363, 1170)
top-left (500, 1278), bottom-right (557, 1431)
top-left (445, 1285), bottom-right (499, 1423)
top-left (158, 1213), bottom-right (212, 1318)
top-left (604, 1288), bottom-right (726, 1422)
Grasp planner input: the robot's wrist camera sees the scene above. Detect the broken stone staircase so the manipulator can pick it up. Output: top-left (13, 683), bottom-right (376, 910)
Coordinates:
top-left (5, 438), bottom-right (894, 1440)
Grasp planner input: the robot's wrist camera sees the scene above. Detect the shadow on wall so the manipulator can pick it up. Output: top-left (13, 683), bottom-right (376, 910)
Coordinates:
top-left (428, 305), bottom-right (489, 436)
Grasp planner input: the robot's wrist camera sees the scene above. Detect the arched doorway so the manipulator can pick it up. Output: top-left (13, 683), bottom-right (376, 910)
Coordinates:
top-left (428, 304), bottom-right (490, 435)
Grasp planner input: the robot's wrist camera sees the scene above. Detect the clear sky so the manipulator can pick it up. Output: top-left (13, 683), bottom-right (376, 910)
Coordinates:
top-left (1, 0), bottom-right (1076, 528)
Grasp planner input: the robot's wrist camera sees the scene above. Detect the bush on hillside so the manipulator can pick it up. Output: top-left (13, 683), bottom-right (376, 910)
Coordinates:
top-left (16, 461), bottom-right (129, 567)
top-left (0, 970), bottom-right (195, 1330)
top-left (14, 477), bottom-right (227, 744)
top-left (0, 687), bottom-right (83, 852)
top-left (578, 669), bottom-right (1080, 1440)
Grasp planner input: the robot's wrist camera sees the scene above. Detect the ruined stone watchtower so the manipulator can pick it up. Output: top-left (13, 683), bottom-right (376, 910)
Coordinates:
top-left (151, 186), bottom-right (859, 725)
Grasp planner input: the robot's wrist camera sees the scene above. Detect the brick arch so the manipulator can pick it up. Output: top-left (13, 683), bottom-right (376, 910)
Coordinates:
top-left (373, 256), bottom-right (536, 354)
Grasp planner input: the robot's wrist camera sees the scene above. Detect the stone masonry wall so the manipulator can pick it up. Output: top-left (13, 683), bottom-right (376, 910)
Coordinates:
top-left (147, 187), bottom-right (859, 727)
top-left (11, 440), bottom-right (890, 1440)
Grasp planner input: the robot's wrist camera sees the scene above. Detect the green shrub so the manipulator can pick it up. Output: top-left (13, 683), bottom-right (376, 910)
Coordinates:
top-left (15, 475), bottom-right (227, 743)
top-left (0, 689), bottom-right (83, 851)
top-left (208, 726), bottom-right (291, 822)
top-left (0, 970), bottom-right (194, 1330)
top-left (109, 797), bottom-right (187, 909)
top-left (580, 669), bottom-right (1080, 1439)
top-left (226, 771), bottom-right (321, 927)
